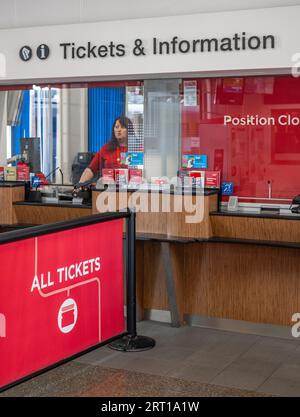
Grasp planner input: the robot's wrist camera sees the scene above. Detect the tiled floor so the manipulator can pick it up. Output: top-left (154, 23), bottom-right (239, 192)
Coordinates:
top-left (2, 320), bottom-right (300, 397)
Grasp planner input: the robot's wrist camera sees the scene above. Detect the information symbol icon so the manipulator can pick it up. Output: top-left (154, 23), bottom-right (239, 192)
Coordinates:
top-left (19, 46), bottom-right (32, 62)
top-left (37, 44), bottom-right (50, 60)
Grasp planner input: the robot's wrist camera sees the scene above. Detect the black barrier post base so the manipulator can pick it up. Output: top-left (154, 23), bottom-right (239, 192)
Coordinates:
top-left (109, 334), bottom-right (155, 352)
top-left (109, 210), bottom-right (155, 352)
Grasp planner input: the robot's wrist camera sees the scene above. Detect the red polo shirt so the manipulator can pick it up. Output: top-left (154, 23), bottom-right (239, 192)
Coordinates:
top-left (89, 144), bottom-right (127, 176)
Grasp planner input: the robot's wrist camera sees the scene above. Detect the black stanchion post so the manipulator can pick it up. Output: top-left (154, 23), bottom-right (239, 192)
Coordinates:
top-left (109, 209), bottom-right (155, 352)
top-left (127, 208), bottom-right (137, 337)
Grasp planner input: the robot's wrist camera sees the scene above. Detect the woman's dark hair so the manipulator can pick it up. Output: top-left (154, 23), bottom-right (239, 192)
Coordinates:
top-left (106, 116), bottom-right (134, 152)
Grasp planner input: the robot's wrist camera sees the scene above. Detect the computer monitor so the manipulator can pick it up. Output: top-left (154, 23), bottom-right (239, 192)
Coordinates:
top-left (20, 137), bottom-right (40, 172)
top-left (71, 152), bottom-right (95, 184)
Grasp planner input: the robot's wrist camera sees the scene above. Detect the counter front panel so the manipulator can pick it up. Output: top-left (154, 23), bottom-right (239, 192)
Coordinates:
top-left (92, 189), bottom-right (218, 239)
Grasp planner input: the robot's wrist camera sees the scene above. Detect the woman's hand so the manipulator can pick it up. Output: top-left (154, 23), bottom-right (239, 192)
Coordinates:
top-left (78, 167), bottom-right (94, 184)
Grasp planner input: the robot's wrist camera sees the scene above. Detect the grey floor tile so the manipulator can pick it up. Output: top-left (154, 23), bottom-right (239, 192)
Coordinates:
top-left (211, 367), bottom-right (270, 391)
top-left (265, 363), bottom-right (300, 382)
top-left (206, 335), bottom-right (259, 356)
top-left (174, 326), bottom-right (230, 338)
top-left (166, 328), bottom-right (232, 348)
top-left (225, 356), bottom-right (280, 377)
top-left (101, 344), bottom-right (197, 363)
top-left (184, 351), bottom-right (242, 369)
top-left (166, 363), bottom-right (222, 384)
top-left (258, 337), bottom-right (300, 350)
top-left (74, 346), bottom-right (120, 365)
top-left (241, 337), bottom-right (299, 364)
top-left (183, 335), bottom-right (259, 367)
top-left (100, 354), bottom-right (177, 376)
top-left (279, 345), bottom-right (300, 365)
top-left (258, 377), bottom-right (300, 397)
top-left (137, 321), bottom-right (182, 337)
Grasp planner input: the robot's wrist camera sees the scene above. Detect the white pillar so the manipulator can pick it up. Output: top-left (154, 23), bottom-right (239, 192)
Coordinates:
top-left (0, 91), bottom-right (7, 165)
top-left (61, 87), bottom-right (70, 183)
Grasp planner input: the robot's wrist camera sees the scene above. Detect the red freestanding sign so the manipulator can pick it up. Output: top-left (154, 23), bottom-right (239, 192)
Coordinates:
top-left (0, 219), bottom-right (125, 389)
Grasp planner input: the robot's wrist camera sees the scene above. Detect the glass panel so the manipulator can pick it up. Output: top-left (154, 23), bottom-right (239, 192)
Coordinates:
top-left (1, 74), bottom-right (300, 202)
top-left (181, 75), bottom-right (300, 200)
top-left (143, 79), bottom-right (181, 182)
top-left (126, 85), bottom-right (144, 153)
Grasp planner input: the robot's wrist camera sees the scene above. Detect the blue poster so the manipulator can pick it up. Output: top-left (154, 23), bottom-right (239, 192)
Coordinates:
top-left (182, 154), bottom-right (207, 169)
top-left (121, 152), bottom-right (144, 167)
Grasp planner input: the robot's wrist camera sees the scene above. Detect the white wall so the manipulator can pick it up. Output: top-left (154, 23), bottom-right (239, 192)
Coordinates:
top-left (0, 92), bottom-right (7, 165)
top-left (0, 0), bottom-right (299, 29)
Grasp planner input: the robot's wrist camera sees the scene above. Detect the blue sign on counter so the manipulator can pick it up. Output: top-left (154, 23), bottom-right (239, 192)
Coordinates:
top-left (221, 181), bottom-right (234, 195)
top-left (32, 176), bottom-right (41, 188)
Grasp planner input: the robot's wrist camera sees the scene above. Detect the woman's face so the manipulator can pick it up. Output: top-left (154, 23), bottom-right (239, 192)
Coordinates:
top-left (114, 120), bottom-right (128, 145)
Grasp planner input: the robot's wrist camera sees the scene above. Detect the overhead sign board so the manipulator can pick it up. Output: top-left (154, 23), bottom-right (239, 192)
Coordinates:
top-left (0, 6), bottom-right (299, 82)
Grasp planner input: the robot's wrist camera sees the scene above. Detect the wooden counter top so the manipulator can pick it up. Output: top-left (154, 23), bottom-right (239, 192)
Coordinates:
top-left (210, 210), bottom-right (300, 221)
top-left (14, 201), bottom-right (91, 209)
top-left (0, 181), bottom-right (26, 188)
top-left (210, 210), bottom-right (300, 243)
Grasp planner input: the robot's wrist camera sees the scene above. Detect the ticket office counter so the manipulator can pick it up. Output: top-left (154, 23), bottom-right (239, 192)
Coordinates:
top-left (3, 182), bottom-right (300, 330)
top-left (132, 211), bottom-right (300, 330)
top-left (0, 182), bottom-right (26, 225)
top-left (92, 188), bottom-right (300, 329)
top-left (0, 182), bottom-right (92, 226)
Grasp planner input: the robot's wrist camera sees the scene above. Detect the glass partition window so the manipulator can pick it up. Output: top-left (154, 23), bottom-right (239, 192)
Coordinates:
top-left (1, 74), bottom-right (300, 202)
top-left (4, 87), bottom-right (60, 182)
top-left (181, 75), bottom-right (300, 200)
top-left (143, 79), bottom-right (180, 181)
top-left (126, 85), bottom-right (144, 152)
top-left (29, 87), bottom-right (60, 182)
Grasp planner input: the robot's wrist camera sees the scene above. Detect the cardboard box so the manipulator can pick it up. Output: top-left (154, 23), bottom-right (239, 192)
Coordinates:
top-left (5, 167), bottom-right (17, 181)
top-left (114, 169), bottom-right (128, 185)
top-left (17, 165), bottom-right (30, 181)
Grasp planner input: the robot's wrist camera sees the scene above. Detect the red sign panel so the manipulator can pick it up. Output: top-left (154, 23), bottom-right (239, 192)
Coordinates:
top-left (204, 170), bottom-right (221, 188)
top-left (0, 219), bottom-right (125, 389)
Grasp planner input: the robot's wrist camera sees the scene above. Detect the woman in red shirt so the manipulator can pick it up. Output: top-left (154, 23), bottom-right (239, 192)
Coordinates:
top-left (79, 116), bottom-right (133, 183)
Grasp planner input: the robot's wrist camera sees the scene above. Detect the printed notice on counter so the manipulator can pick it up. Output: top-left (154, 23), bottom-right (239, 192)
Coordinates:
top-left (184, 81), bottom-right (197, 107)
